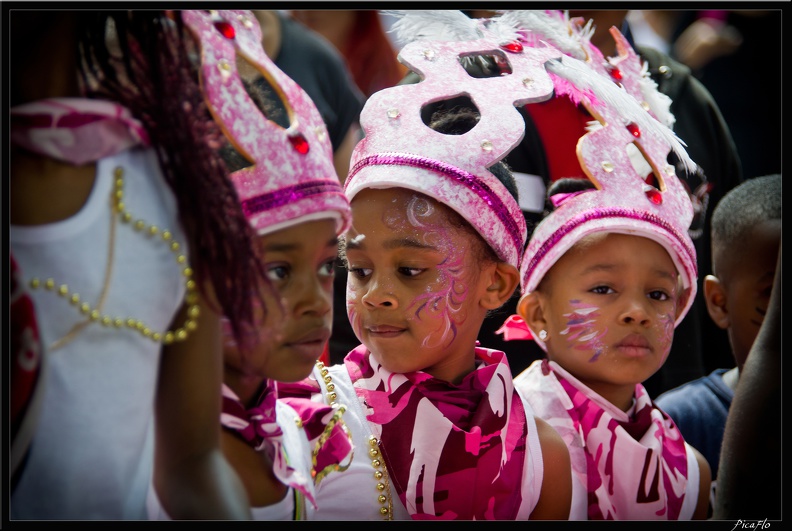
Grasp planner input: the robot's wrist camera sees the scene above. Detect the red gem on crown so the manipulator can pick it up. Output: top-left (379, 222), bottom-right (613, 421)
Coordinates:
top-left (214, 21), bottom-right (236, 39)
top-left (607, 64), bottom-right (622, 81)
top-left (645, 188), bottom-right (662, 205)
top-left (500, 40), bottom-right (524, 53)
top-left (288, 132), bottom-right (309, 154)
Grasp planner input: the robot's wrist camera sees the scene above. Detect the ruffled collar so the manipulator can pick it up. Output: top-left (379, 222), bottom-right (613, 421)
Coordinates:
top-left (221, 380), bottom-right (352, 508)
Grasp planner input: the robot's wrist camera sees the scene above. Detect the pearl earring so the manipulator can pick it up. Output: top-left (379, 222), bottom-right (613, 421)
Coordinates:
top-left (538, 329), bottom-right (548, 341)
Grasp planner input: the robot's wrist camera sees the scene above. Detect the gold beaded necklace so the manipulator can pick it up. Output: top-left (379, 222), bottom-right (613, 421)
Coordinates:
top-left (27, 166), bottom-right (200, 351)
top-left (315, 361), bottom-right (394, 520)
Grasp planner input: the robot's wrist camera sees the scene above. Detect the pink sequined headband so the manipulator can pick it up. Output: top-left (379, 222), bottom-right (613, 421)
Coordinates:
top-left (182, 10), bottom-right (351, 236)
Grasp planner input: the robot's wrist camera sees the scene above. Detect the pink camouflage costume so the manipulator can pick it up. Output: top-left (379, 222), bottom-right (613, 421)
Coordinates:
top-left (497, 11), bottom-right (706, 521)
top-left (275, 10), bottom-right (690, 521)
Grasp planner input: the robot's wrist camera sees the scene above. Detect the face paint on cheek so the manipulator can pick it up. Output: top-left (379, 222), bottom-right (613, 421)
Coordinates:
top-left (655, 312), bottom-right (675, 364)
top-left (404, 205), bottom-right (470, 349)
top-left (414, 274), bottom-right (470, 348)
top-left (559, 299), bottom-right (608, 362)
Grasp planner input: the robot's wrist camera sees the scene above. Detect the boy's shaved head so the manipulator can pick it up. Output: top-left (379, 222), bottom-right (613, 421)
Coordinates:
top-left (711, 174), bottom-right (781, 279)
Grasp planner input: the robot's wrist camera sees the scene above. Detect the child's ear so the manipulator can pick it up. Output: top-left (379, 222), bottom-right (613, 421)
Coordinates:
top-left (517, 291), bottom-right (546, 333)
top-left (480, 263), bottom-right (520, 310)
top-left (703, 274), bottom-right (730, 330)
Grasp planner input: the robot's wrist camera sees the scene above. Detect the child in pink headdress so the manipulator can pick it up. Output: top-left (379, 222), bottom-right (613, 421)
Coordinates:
top-left (498, 13), bottom-right (712, 520)
top-left (272, 10), bottom-right (667, 520)
top-left (145, 11), bottom-right (354, 520)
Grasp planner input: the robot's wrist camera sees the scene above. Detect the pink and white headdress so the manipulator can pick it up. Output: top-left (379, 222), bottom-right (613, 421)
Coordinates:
top-left (182, 10), bottom-right (351, 236)
top-left (497, 11), bottom-right (699, 350)
top-left (345, 10), bottom-right (559, 268)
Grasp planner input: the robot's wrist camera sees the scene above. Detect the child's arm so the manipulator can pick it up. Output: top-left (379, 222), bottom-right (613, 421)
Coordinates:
top-left (714, 242), bottom-right (782, 519)
top-left (529, 417), bottom-right (572, 519)
top-left (690, 447), bottom-right (712, 519)
top-left (153, 290), bottom-right (252, 519)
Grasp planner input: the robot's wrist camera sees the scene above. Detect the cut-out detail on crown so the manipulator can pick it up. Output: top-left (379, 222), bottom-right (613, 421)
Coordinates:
top-left (182, 10), bottom-right (350, 237)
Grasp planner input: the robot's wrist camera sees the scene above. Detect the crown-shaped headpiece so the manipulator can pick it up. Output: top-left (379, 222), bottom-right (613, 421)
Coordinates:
top-left (507, 12), bottom-right (698, 350)
top-left (345, 11), bottom-right (574, 267)
top-left (182, 10), bottom-right (351, 236)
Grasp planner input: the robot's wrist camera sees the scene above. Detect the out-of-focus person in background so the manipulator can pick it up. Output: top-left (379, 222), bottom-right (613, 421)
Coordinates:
top-left (291, 10), bottom-right (407, 98)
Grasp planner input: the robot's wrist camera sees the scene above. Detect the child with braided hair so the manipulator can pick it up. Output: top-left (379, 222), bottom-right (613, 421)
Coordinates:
top-left (145, 11), bottom-right (354, 520)
top-left (10, 10), bottom-right (268, 519)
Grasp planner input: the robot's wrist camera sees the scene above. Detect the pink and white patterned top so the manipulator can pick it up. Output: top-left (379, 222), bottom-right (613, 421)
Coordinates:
top-left (514, 359), bottom-right (700, 520)
top-left (280, 346), bottom-right (544, 520)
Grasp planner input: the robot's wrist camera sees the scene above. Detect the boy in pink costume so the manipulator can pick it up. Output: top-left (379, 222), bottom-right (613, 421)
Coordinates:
top-left (499, 12), bottom-right (712, 520)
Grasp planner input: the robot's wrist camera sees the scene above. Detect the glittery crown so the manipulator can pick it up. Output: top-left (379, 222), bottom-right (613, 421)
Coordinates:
top-left (182, 10), bottom-right (351, 236)
top-left (345, 10), bottom-right (568, 268)
top-left (509, 12), bottom-right (699, 348)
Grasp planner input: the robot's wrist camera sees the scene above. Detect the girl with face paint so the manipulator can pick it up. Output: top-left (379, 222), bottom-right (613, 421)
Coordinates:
top-left (477, 9), bottom-right (718, 520)
top-left (500, 19), bottom-right (716, 515)
top-left (275, 10), bottom-right (591, 520)
top-left (304, 112), bottom-right (571, 521)
top-left (517, 181), bottom-right (684, 405)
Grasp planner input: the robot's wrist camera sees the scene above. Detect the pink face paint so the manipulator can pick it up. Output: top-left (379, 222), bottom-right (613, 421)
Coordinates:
top-left (346, 281), bottom-right (363, 341)
top-left (559, 299), bottom-right (608, 362)
top-left (655, 312), bottom-right (675, 365)
top-left (400, 196), bottom-right (471, 349)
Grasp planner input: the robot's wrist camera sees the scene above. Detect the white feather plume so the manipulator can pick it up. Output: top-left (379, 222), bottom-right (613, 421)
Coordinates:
top-left (384, 10), bottom-right (482, 46)
top-left (635, 59), bottom-right (675, 129)
top-left (381, 9), bottom-right (695, 175)
top-left (547, 55), bottom-right (697, 175)
top-left (495, 10), bottom-right (589, 61)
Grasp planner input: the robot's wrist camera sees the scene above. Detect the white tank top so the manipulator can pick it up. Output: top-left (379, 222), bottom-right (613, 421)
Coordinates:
top-left (10, 147), bottom-right (188, 519)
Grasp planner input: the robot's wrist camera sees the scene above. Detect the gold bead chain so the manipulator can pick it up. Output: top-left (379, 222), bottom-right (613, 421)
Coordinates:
top-left (316, 361), bottom-right (393, 520)
top-left (27, 166), bottom-right (200, 350)
top-left (310, 403), bottom-right (352, 483)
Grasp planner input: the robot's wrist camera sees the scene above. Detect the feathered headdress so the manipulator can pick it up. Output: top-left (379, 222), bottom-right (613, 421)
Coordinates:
top-left (347, 11), bottom-right (697, 272)
top-left (436, 10), bottom-right (700, 350)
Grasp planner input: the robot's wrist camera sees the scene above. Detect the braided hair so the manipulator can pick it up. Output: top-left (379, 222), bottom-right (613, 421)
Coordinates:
top-left (77, 11), bottom-right (266, 351)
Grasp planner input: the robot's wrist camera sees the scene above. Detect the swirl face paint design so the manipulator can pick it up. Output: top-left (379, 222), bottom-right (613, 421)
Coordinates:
top-left (402, 196), bottom-right (470, 349)
top-left (559, 299), bottom-right (608, 362)
top-left (345, 194), bottom-right (474, 352)
top-left (347, 282), bottom-right (362, 341)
